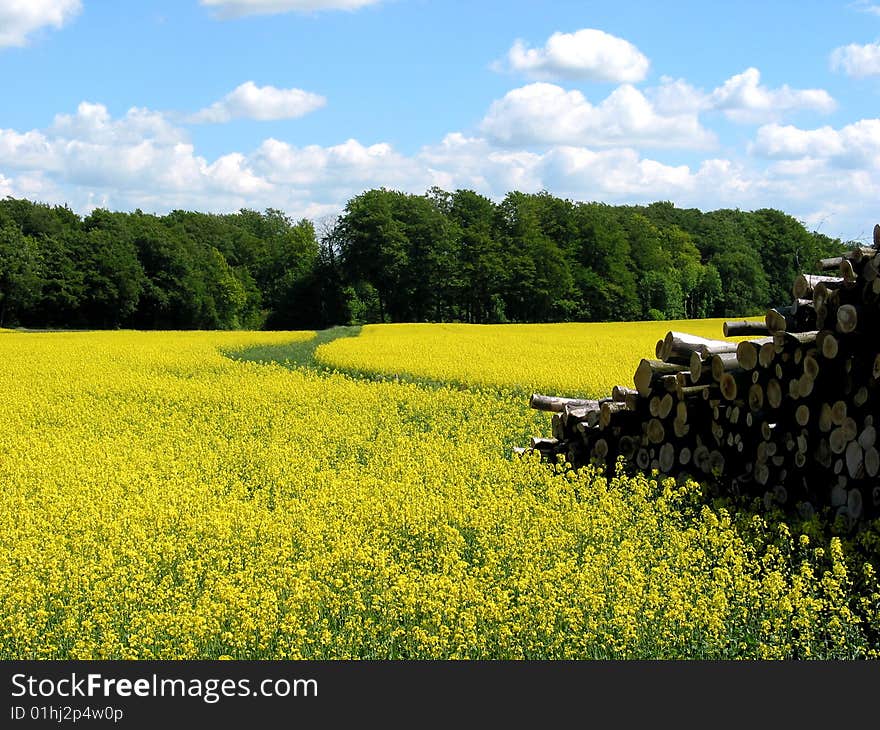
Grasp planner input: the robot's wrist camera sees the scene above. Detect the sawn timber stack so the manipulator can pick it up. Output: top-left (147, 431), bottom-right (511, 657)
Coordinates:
top-left (522, 224), bottom-right (880, 528)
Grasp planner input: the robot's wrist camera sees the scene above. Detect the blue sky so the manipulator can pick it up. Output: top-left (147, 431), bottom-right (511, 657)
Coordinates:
top-left (3, 1), bottom-right (880, 241)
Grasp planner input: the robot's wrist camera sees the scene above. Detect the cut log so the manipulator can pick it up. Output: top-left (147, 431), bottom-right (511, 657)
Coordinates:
top-left (793, 274), bottom-right (844, 299)
top-left (818, 331), bottom-right (839, 359)
top-left (689, 351), bottom-right (704, 384)
top-left (818, 402), bottom-right (833, 432)
top-left (711, 352), bottom-right (740, 382)
top-left (633, 359), bottom-right (687, 397)
top-left (830, 427), bottom-right (849, 455)
top-left (673, 417), bottom-right (690, 439)
top-left (765, 308), bottom-right (790, 334)
top-left (798, 373), bottom-right (815, 398)
top-left (758, 342), bottom-right (776, 369)
top-left (660, 331), bottom-right (739, 363)
top-left (736, 338), bottom-right (773, 371)
top-left (646, 418), bottom-right (666, 445)
top-left (858, 425), bottom-right (876, 450)
top-left (723, 320), bottom-right (769, 337)
top-left (846, 440), bottom-right (865, 479)
top-left (842, 416), bottom-right (859, 442)
top-left (774, 330), bottom-right (818, 350)
top-left (819, 255), bottom-right (847, 270)
top-left (678, 446), bottom-right (692, 466)
top-left (803, 354), bottom-right (819, 380)
top-left (720, 370), bottom-right (751, 401)
top-left (530, 394), bottom-right (599, 412)
top-left (599, 401), bottom-right (627, 428)
top-left (677, 384), bottom-right (713, 401)
top-left (766, 379), bottom-right (783, 410)
top-left (839, 258), bottom-right (857, 283)
top-left (612, 385), bottom-right (638, 402)
top-left (865, 447), bottom-right (880, 477)
top-left (831, 400), bottom-right (848, 426)
top-left (837, 304), bottom-right (870, 334)
top-left (848, 488), bottom-right (864, 520)
top-left (676, 401), bottom-right (688, 423)
top-left (748, 383), bottom-right (764, 412)
top-left (659, 442), bottom-right (676, 473)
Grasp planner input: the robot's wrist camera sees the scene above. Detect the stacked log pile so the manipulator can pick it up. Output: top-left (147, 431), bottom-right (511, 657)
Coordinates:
top-left (523, 225), bottom-right (880, 527)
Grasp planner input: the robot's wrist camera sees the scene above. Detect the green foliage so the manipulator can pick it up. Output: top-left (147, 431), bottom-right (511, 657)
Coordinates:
top-left (0, 193), bottom-right (846, 330)
top-left (0, 223), bottom-right (42, 327)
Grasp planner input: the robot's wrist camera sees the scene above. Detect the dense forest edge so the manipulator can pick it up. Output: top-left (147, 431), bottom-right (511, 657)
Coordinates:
top-left (0, 188), bottom-right (848, 330)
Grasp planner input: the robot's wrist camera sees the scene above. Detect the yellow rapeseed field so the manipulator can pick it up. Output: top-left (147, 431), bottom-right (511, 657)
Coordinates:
top-left (0, 327), bottom-right (877, 659)
top-left (315, 320), bottom-right (741, 397)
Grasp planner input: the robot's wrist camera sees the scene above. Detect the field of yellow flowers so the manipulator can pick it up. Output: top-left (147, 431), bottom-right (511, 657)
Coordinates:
top-left (0, 325), bottom-right (878, 659)
top-left (316, 320), bottom-right (741, 396)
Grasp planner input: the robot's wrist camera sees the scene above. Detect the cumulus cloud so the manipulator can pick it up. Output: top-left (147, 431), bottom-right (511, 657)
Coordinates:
top-left (497, 28), bottom-right (650, 83)
top-left (830, 42), bottom-right (880, 78)
top-left (651, 68), bottom-right (835, 124)
top-left (51, 102), bottom-right (186, 145)
top-left (419, 133), bottom-right (543, 193)
top-left (751, 120), bottom-right (880, 169)
top-left (708, 68), bottom-right (835, 123)
top-left (0, 0), bottom-right (80, 48)
top-left (3, 98), bottom-right (880, 242)
top-left (199, 0), bottom-right (381, 17)
top-left (480, 82), bottom-right (715, 149)
top-left (188, 81), bottom-right (326, 123)
top-left (252, 137), bottom-right (433, 191)
top-left (0, 101), bottom-right (438, 217)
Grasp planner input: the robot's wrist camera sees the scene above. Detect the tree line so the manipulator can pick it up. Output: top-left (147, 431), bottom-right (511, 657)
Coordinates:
top-left (0, 189), bottom-right (845, 330)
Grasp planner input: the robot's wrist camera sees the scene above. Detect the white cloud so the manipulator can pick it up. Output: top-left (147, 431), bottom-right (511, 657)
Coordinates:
top-left (538, 146), bottom-right (691, 198)
top-left (708, 68), bottom-right (835, 123)
top-left (649, 76), bottom-right (706, 115)
top-left (851, 1), bottom-right (880, 16)
top-left (0, 0), bottom-right (80, 48)
top-left (419, 133), bottom-right (543, 193)
top-left (652, 68), bottom-right (835, 124)
top-left (252, 137), bottom-right (433, 192)
top-left (199, 0), bottom-right (381, 17)
top-left (751, 120), bottom-right (880, 169)
top-left (498, 28), bottom-right (650, 83)
top-left (830, 42), bottom-right (880, 78)
top-left (189, 81), bottom-right (326, 123)
top-left (4, 99), bottom-right (880, 243)
top-left (51, 102), bottom-right (186, 145)
top-left (0, 101), bottom-right (436, 218)
top-left (0, 173), bottom-right (13, 197)
top-left (480, 82), bottom-right (715, 149)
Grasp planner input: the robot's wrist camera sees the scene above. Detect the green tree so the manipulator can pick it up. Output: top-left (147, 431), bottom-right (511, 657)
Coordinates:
top-left (0, 223), bottom-right (42, 326)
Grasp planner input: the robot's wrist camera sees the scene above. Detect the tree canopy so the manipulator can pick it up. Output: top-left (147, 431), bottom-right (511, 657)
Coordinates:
top-left (0, 191), bottom-right (845, 329)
